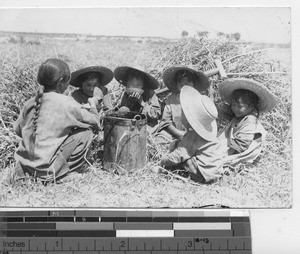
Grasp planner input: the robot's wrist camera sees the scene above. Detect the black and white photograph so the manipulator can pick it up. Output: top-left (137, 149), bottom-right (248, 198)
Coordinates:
top-left (0, 4), bottom-right (292, 208)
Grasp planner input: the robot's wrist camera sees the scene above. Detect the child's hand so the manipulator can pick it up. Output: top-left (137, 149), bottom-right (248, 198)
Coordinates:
top-left (88, 97), bottom-right (99, 108)
top-left (87, 87), bottom-right (104, 109)
top-left (128, 92), bottom-right (142, 101)
top-left (93, 87), bottom-right (104, 101)
top-left (176, 130), bottom-right (186, 140)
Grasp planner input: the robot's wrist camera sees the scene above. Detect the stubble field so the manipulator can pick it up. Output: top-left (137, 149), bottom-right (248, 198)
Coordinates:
top-left (0, 36), bottom-right (292, 208)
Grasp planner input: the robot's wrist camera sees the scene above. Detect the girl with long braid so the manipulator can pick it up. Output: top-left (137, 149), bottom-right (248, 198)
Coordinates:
top-left (14, 59), bottom-right (100, 182)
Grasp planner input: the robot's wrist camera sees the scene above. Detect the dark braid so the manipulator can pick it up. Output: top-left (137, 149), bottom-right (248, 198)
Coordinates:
top-left (28, 87), bottom-right (44, 160)
top-left (28, 59), bottom-right (70, 161)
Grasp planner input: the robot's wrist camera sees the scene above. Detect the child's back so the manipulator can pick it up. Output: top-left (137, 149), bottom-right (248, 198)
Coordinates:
top-left (160, 86), bottom-right (223, 184)
top-left (14, 59), bottom-right (100, 181)
top-left (15, 92), bottom-right (99, 168)
top-left (162, 129), bottom-right (223, 183)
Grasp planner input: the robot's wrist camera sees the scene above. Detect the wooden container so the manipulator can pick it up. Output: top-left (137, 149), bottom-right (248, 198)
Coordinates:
top-left (103, 111), bottom-right (147, 173)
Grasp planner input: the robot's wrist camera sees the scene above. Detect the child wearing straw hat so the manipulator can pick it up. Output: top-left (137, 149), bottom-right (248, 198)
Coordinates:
top-left (114, 66), bottom-right (161, 133)
top-left (70, 66), bottom-right (114, 112)
top-left (160, 85), bottom-right (223, 184)
top-left (155, 66), bottom-right (210, 145)
top-left (14, 59), bottom-right (101, 182)
top-left (217, 78), bottom-right (278, 166)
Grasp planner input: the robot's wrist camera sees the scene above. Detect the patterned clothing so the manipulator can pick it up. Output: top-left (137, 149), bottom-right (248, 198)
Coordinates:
top-left (218, 114), bottom-right (267, 166)
top-left (161, 130), bottom-right (224, 183)
top-left (14, 92), bottom-right (100, 181)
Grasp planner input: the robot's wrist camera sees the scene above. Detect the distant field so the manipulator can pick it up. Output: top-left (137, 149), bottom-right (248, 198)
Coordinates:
top-left (0, 37), bottom-right (292, 208)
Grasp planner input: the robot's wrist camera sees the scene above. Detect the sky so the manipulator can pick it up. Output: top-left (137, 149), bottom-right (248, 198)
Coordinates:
top-left (0, 7), bottom-right (291, 43)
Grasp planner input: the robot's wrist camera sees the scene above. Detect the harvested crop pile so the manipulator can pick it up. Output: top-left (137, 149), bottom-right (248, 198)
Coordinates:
top-left (0, 37), bottom-right (292, 207)
top-left (147, 37), bottom-right (291, 205)
top-left (145, 37), bottom-right (291, 171)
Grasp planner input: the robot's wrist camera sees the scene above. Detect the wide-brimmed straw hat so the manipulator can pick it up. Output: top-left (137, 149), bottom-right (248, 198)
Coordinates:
top-left (163, 66), bottom-right (210, 92)
top-left (218, 78), bottom-right (278, 112)
top-left (180, 86), bottom-right (218, 141)
top-left (70, 66), bottom-right (114, 87)
top-left (114, 66), bottom-right (159, 90)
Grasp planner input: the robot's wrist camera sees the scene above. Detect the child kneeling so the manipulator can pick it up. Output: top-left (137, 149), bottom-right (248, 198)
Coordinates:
top-left (160, 86), bottom-right (223, 184)
top-left (14, 59), bottom-right (101, 182)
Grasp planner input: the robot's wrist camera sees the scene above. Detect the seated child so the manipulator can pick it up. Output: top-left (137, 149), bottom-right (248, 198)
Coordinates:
top-left (14, 59), bottom-right (101, 182)
top-left (160, 86), bottom-right (223, 184)
top-left (114, 66), bottom-right (161, 133)
top-left (70, 66), bottom-right (114, 112)
top-left (217, 78), bottom-right (278, 166)
top-left (155, 66), bottom-right (210, 145)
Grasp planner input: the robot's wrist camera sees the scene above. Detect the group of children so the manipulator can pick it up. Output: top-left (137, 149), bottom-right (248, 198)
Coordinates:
top-left (14, 59), bottom-right (278, 183)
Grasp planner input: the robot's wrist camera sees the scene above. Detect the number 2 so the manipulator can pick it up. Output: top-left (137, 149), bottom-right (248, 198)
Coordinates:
top-left (120, 241), bottom-right (126, 248)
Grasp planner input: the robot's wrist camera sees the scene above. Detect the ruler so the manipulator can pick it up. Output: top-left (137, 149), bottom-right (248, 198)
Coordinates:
top-left (0, 209), bottom-right (252, 254)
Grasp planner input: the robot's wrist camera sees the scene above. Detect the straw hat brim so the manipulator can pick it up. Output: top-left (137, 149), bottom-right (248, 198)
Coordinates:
top-left (114, 66), bottom-right (160, 90)
top-left (163, 66), bottom-right (210, 92)
top-left (180, 86), bottom-right (218, 141)
top-left (218, 78), bottom-right (278, 112)
top-left (70, 66), bottom-right (114, 87)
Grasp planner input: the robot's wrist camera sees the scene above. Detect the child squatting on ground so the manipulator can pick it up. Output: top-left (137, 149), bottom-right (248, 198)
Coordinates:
top-left (217, 78), bottom-right (278, 167)
top-left (155, 66), bottom-right (210, 146)
top-left (160, 85), bottom-right (224, 184)
top-left (114, 66), bottom-right (161, 134)
top-left (14, 59), bottom-right (101, 182)
top-left (70, 66), bottom-right (114, 112)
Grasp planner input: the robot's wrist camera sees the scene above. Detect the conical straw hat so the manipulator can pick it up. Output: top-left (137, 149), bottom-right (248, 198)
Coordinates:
top-left (114, 66), bottom-right (159, 90)
top-left (70, 66), bottom-right (113, 87)
top-left (218, 78), bottom-right (278, 112)
top-left (163, 66), bottom-right (210, 93)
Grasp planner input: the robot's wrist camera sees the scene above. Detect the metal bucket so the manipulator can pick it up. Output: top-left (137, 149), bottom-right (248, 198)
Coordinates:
top-left (103, 111), bottom-right (147, 173)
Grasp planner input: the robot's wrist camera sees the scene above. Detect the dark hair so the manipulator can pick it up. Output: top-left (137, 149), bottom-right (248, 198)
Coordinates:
top-left (123, 69), bottom-right (146, 86)
top-left (78, 72), bottom-right (102, 86)
top-left (28, 59), bottom-right (70, 160)
top-left (37, 58), bottom-right (70, 89)
top-left (231, 89), bottom-right (260, 116)
top-left (174, 70), bottom-right (197, 84)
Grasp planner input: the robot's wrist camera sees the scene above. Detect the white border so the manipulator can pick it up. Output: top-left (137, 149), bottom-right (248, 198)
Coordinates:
top-left (0, 1), bottom-right (299, 253)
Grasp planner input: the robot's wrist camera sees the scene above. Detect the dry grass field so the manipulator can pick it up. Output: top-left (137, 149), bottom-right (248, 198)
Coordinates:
top-left (0, 35), bottom-right (292, 208)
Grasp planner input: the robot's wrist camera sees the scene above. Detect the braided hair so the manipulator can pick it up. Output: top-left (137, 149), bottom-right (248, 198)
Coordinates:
top-left (28, 59), bottom-right (70, 161)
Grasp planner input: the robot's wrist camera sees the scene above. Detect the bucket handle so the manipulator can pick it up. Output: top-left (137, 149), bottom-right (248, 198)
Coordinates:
top-left (132, 114), bottom-right (144, 131)
top-left (133, 114), bottom-right (142, 121)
